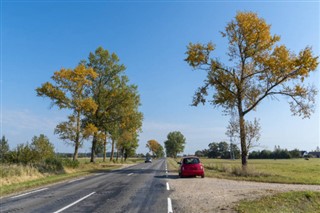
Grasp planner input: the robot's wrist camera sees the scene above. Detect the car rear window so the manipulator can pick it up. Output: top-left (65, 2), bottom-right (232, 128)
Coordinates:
top-left (183, 158), bottom-right (200, 164)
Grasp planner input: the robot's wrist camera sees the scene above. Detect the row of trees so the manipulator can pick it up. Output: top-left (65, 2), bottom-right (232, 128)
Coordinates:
top-left (145, 131), bottom-right (187, 158)
top-left (195, 141), bottom-right (241, 159)
top-left (36, 47), bottom-right (143, 162)
top-left (249, 146), bottom-right (302, 159)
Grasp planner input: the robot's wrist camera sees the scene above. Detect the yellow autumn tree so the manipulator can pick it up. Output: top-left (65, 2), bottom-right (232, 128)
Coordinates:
top-left (36, 64), bottom-right (98, 161)
top-left (185, 12), bottom-right (318, 169)
top-left (146, 140), bottom-right (161, 157)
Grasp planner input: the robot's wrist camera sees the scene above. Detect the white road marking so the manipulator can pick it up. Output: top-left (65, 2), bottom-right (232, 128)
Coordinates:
top-left (93, 173), bottom-right (103, 176)
top-left (68, 178), bottom-right (85, 183)
top-left (53, 192), bottom-right (95, 213)
top-left (128, 173), bottom-right (134, 176)
top-left (11, 188), bottom-right (48, 199)
top-left (167, 197), bottom-right (173, 213)
top-left (166, 182), bottom-right (170, 190)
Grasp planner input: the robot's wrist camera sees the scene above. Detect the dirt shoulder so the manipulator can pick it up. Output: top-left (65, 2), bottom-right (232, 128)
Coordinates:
top-left (168, 174), bottom-right (320, 213)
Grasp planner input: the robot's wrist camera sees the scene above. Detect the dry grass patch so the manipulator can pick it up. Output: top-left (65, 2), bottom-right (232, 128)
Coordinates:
top-left (0, 164), bottom-right (45, 186)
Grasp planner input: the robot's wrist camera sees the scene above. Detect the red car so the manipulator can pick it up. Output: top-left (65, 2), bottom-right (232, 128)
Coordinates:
top-left (178, 156), bottom-right (205, 178)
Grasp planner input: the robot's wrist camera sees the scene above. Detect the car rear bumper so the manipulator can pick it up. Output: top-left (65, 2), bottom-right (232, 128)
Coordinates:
top-left (181, 170), bottom-right (204, 177)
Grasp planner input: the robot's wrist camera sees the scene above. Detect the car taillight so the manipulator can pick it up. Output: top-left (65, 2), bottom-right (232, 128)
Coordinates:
top-left (200, 165), bottom-right (203, 170)
top-left (182, 166), bottom-right (185, 171)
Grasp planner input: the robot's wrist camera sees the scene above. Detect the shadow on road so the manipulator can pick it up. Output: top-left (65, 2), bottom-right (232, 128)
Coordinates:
top-left (154, 174), bottom-right (179, 179)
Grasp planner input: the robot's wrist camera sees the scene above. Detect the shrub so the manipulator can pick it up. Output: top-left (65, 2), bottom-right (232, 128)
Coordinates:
top-left (37, 158), bottom-right (64, 173)
top-left (62, 158), bottom-right (79, 168)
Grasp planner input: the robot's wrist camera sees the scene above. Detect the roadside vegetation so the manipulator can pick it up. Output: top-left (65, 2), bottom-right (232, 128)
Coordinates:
top-left (168, 158), bottom-right (320, 185)
top-left (0, 157), bottom-right (143, 196)
top-left (236, 191), bottom-right (320, 213)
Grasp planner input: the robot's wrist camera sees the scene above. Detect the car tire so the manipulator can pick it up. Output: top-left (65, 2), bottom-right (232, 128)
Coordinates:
top-left (201, 175), bottom-right (204, 178)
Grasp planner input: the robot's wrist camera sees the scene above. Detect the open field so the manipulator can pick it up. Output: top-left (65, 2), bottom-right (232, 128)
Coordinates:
top-left (168, 158), bottom-right (320, 185)
top-left (0, 157), bottom-right (144, 196)
top-left (236, 191), bottom-right (320, 213)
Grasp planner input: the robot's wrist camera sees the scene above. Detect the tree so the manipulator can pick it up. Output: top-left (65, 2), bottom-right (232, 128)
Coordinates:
top-left (83, 47), bottom-right (142, 163)
top-left (0, 135), bottom-right (9, 162)
top-left (146, 140), bottom-right (161, 157)
top-left (36, 64), bottom-right (98, 161)
top-left (164, 131), bottom-right (186, 158)
top-left (30, 134), bottom-right (55, 161)
top-left (155, 145), bottom-right (165, 158)
top-left (108, 84), bottom-right (143, 162)
top-left (207, 142), bottom-right (219, 158)
top-left (185, 11), bottom-right (318, 168)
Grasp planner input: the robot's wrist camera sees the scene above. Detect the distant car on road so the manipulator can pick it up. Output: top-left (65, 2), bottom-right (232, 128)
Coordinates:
top-left (178, 156), bottom-right (204, 178)
top-left (145, 157), bottom-right (152, 163)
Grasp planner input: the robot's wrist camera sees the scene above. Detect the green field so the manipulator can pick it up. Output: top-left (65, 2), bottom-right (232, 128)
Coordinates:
top-left (168, 158), bottom-right (320, 185)
top-left (236, 191), bottom-right (320, 213)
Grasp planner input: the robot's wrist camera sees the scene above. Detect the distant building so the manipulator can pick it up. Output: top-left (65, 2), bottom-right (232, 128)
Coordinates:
top-left (308, 152), bottom-right (320, 158)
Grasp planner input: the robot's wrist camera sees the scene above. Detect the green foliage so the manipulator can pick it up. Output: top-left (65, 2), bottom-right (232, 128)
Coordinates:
top-left (249, 147), bottom-right (301, 159)
top-left (83, 47), bottom-right (143, 162)
top-left (164, 131), bottom-right (186, 158)
top-left (37, 157), bottom-right (64, 173)
top-left (62, 158), bottom-right (80, 168)
top-left (0, 135), bottom-right (10, 162)
top-left (30, 134), bottom-right (55, 162)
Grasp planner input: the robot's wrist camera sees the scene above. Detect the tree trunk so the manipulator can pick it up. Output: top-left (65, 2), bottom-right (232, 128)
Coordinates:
top-left (73, 143), bottom-right (79, 161)
top-left (90, 134), bottom-right (97, 163)
top-left (74, 111), bottom-right (81, 161)
top-left (116, 148), bottom-right (119, 162)
top-left (103, 134), bottom-right (107, 162)
top-left (239, 113), bottom-right (248, 169)
top-left (110, 138), bottom-right (115, 161)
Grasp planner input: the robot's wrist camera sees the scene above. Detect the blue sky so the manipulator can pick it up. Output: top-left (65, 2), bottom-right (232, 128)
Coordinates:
top-left (1, 1), bottom-right (319, 155)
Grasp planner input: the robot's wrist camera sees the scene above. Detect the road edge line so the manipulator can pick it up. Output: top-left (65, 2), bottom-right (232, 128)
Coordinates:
top-left (167, 197), bottom-right (173, 213)
top-left (10, 188), bottom-right (48, 199)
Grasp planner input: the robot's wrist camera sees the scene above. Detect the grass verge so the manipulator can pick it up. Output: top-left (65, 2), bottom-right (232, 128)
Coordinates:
top-left (167, 158), bottom-right (320, 185)
top-left (236, 191), bottom-right (320, 213)
top-left (0, 158), bottom-right (143, 197)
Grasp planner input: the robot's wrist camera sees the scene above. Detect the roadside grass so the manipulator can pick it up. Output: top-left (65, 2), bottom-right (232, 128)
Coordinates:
top-left (236, 191), bottom-right (320, 213)
top-left (0, 157), bottom-right (143, 196)
top-left (167, 158), bottom-right (320, 185)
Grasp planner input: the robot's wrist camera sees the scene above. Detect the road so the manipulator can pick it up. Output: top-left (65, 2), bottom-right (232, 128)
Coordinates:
top-left (0, 158), bottom-right (173, 213)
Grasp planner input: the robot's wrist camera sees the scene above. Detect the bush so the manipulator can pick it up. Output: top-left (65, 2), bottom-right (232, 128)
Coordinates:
top-left (37, 158), bottom-right (64, 173)
top-left (62, 158), bottom-right (79, 168)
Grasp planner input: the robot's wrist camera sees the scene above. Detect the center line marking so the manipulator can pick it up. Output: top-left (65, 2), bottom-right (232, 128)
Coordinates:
top-left (11, 188), bottom-right (48, 199)
top-left (166, 182), bottom-right (170, 190)
top-left (128, 173), bottom-right (134, 176)
top-left (53, 192), bottom-right (95, 213)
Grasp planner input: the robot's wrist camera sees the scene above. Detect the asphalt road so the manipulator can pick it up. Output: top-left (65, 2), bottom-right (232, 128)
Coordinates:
top-left (0, 158), bottom-right (172, 213)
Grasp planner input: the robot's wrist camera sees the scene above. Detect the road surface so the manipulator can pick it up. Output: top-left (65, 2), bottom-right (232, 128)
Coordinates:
top-left (0, 158), bottom-right (172, 213)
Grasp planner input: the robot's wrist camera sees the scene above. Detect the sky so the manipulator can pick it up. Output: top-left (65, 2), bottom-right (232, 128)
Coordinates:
top-left (1, 0), bottom-right (319, 155)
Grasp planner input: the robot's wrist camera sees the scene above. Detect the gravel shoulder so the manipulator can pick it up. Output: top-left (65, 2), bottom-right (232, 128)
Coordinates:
top-left (168, 173), bottom-right (320, 213)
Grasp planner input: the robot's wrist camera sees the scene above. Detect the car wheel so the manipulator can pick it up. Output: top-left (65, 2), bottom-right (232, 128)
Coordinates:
top-left (201, 175), bottom-right (204, 178)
